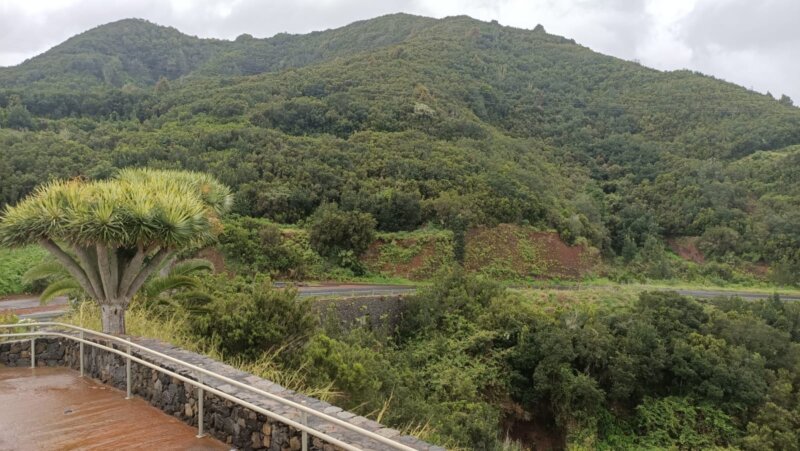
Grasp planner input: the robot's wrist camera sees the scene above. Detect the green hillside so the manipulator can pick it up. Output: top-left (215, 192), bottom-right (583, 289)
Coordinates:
top-left (0, 13), bottom-right (798, 284)
top-left (0, 15), bottom-right (436, 89)
top-left (0, 19), bottom-right (221, 88)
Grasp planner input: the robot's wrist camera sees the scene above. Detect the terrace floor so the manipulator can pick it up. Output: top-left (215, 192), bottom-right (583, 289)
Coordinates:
top-left (0, 366), bottom-right (228, 450)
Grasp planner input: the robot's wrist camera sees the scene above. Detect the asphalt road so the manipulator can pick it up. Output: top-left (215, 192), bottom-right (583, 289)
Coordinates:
top-left (0, 285), bottom-right (418, 322)
top-left (2, 286), bottom-right (796, 323)
top-left (0, 295), bottom-right (68, 310)
top-left (294, 285), bottom-right (416, 298)
top-left (672, 289), bottom-right (799, 302)
top-left (0, 295), bottom-right (68, 321)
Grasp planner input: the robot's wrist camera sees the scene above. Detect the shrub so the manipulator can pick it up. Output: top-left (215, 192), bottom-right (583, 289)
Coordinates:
top-left (307, 203), bottom-right (376, 271)
top-left (400, 267), bottom-right (502, 337)
top-left (302, 333), bottom-right (390, 407)
top-left (699, 226), bottom-right (741, 258)
top-left (0, 245), bottom-right (47, 295)
top-left (192, 275), bottom-right (318, 360)
top-left (769, 257), bottom-right (800, 286)
top-left (219, 216), bottom-right (320, 277)
top-left (636, 396), bottom-right (737, 449)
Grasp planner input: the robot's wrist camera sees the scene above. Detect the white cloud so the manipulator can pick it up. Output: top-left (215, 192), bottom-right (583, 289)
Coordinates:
top-left (633, 0), bottom-right (696, 69)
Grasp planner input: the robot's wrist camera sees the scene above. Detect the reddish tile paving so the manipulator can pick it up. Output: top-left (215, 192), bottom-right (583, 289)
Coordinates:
top-left (0, 366), bottom-right (228, 450)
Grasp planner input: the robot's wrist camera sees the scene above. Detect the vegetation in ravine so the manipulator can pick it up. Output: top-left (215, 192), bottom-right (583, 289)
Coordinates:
top-left (42, 270), bottom-right (800, 450)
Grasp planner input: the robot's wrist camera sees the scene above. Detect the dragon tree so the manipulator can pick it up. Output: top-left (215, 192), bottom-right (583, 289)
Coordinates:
top-left (0, 168), bottom-right (232, 334)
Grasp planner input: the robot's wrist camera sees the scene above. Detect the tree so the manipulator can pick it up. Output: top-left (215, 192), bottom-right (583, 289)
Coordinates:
top-left (23, 257), bottom-right (214, 307)
top-left (699, 225), bottom-right (741, 257)
top-left (4, 104), bottom-right (34, 130)
top-left (307, 203), bottom-right (376, 269)
top-left (0, 168), bottom-right (231, 334)
top-left (154, 76), bottom-right (171, 95)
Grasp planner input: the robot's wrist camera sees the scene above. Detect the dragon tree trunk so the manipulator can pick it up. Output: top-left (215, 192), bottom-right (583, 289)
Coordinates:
top-left (100, 303), bottom-right (126, 335)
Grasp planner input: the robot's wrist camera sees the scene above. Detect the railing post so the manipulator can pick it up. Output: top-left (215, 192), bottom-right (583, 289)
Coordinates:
top-left (29, 323), bottom-right (36, 368)
top-left (79, 331), bottom-right (84, 377)
top-left (125, 338), bottom-right (132, 399)
top-left (302, 412), bottom-right (308, 451)
top-left (196, 382), bottom-right (205, 438)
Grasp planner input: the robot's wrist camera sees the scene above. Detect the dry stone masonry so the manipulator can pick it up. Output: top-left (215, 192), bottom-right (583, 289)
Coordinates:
top-left (314, 295), bottom-right (407, 331)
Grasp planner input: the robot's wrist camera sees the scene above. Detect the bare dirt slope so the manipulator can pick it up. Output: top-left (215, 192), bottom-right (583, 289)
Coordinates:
top-left (464, 224), bottom-right (598, 279)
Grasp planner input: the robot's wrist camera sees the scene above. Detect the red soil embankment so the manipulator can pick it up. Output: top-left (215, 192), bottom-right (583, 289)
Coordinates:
top-left (362, 236), bottom-right (447, 280)
top-left (464, 224), bottom-right (598, 279)
top-left (667, 236), bottom-right (705, 264)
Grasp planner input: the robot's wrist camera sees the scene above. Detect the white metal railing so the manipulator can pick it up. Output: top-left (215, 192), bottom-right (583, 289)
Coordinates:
top-left (0, 322), bottom-right (417, 451)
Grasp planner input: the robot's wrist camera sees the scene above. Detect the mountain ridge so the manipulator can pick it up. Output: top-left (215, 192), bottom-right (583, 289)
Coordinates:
top-left (0, 13), bottom-right (443, 87)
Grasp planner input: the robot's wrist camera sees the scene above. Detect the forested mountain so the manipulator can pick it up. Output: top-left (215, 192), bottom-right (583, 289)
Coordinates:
top-left (0, 19), bottom-right (220, 88)
top-left (1, 13), bottom-right (798, 282)
top-left (0, 15), bottom-right (436, 88)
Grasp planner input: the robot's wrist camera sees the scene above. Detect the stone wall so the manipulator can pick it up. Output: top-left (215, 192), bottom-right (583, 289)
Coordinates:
top-left (314, 295), bottom-right (408, 332)
top-left (0, 338), bottom-right (66, 367)
top-left (0, 336), bottom-right (441, 451)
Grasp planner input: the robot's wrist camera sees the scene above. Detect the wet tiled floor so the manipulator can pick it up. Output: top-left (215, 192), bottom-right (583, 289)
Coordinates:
top-left (0, 366), bottom-right (228, 450)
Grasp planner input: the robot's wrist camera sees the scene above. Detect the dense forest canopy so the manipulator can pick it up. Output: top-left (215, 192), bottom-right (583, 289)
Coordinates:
top-left (0, 13), bottom-right (798, 282)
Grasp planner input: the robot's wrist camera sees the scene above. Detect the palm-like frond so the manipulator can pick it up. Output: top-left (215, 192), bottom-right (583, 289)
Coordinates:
top-left (169, 258), bottom-right (214, 277)
top-left (142, 275), bottom-right (198, 299)
top-left (140, 257), bottom-right (213, 299)
top-left (116, 168), bottom-right (233, 215)
top-left (173, 290), bottom-right (215, 315)
top-left (137, 289), bottom-right (214, 315)
top-left (22, 260), bottom-right (70, 284)
top-left (40, 278), bottom-right (82, 303)
top-left (0, 169), bottom-right (231, 249)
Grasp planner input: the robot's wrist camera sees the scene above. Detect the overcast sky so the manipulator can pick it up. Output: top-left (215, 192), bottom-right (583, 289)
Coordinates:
top-left (0, 0), bottom-right (797, 101)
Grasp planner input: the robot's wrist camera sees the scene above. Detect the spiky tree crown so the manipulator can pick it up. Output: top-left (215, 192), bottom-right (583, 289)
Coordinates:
top-left (0, 168), bottom-right (232, 249)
